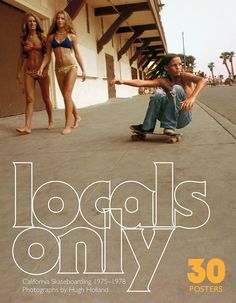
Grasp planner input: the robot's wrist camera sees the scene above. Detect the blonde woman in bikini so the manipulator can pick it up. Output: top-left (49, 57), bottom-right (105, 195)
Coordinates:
top-left (38, 10), bottom-right (86, 135)
top-left (16, 13), bottom-right (53, 134)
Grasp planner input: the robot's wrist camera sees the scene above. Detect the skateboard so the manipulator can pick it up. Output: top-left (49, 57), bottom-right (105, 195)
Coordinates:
top-left (130, 130), bottom-right (183, 143)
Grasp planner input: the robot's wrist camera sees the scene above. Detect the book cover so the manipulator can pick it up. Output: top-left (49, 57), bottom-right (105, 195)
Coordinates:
top-left (0, 0), bottom-right (235, 302)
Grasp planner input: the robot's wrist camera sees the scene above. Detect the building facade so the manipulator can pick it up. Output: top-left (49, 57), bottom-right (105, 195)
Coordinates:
top-left (0, 0), bottom-right (167, 117)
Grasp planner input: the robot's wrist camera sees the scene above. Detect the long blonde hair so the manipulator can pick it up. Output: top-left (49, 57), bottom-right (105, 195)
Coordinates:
top-left (48, 10), bottom-right (76, 35)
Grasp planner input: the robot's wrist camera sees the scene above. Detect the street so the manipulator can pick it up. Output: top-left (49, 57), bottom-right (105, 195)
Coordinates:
top-left (197, 84), bottom-right (236, 125)
top-left (0, 84), bottom-right (235, 303)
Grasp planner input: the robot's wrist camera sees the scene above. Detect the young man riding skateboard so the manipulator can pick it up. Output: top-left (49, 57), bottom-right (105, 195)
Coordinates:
top-left (112, 53), bottom-right (207, 135)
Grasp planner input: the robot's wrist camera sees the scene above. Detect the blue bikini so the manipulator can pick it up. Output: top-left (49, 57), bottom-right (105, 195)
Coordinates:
top-left (51, 35), bottom-right (77, 75)
top-left (51, 36), bottom-right (72, 49)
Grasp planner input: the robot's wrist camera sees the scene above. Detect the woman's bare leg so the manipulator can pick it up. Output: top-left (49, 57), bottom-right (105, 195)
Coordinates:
top-left (72, 102), bottom-right (81, 129)
top-left (16, 74), bottom-right (35, 134)
top-left (56, 68), bottom-right (77, 134)
top-left (38, 75), bottom-right (53, 129)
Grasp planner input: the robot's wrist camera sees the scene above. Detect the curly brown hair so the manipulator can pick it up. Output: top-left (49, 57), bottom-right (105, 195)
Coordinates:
top-left (21, 13), bottom-right (46, 57)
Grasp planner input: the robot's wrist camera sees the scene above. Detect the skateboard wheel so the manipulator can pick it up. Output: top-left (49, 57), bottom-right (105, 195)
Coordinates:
top-left (131, 134), bottom-right (146, 141)
top-left (168, 135), bottom-right (182, 143)
top-left (169, 137), bottom-right (178, 143)
top-left (176, 135), bottom-right (182, 142)
top-left (131, 135), bottom-right (138, 141)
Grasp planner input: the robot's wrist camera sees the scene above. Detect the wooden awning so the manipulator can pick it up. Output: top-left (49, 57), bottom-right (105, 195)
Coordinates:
top-left (65, 0), bottom-right (167, 72)
top-left (93, 0), bottom-right (167, 70)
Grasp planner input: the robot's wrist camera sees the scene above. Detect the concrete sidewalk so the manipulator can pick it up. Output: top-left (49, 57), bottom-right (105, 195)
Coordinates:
top-left (0, 91), bottom-right (236, 303)
top-left (197, 84), bottom-right (236, 125)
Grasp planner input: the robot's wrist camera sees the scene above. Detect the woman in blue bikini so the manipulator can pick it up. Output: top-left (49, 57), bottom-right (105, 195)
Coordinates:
top-left (16, 13), bottom-right (53, 134)
top-left (38, 10), bottom-right (86, 135)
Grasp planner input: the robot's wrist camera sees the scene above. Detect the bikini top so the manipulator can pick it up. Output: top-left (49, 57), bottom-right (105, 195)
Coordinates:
top-left (24, 43), bottom-right (42, 52)
top-left (51, 36), bottom-right (72, 49)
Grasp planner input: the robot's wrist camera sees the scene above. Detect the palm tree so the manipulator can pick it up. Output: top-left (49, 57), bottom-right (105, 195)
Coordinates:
top-left (178, 54), bottom-right (196, 72)
top-left (208, 62), bottom-right (215, 78)
top-left (185, 55), bottom-right (196, 73)
top-left (228, 51), bottom-right (235, 78)
top-left (220, 52), bottom-right (231, 76)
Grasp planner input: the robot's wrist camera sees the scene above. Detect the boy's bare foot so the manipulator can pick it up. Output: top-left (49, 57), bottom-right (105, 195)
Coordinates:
top-left (164, 128), bottom-right (176, 135)
top-left (72, 116), bottom-right (81, 129)
top-left (61, 127), bottom-right (72, 135)
top-left (16, 127), bottom-right (31, 135)
top-left (48, 122), bottom-right (54, 130)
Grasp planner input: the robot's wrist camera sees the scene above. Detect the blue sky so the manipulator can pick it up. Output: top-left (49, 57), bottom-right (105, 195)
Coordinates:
top-left (161, 0), bottom-right (236, 77)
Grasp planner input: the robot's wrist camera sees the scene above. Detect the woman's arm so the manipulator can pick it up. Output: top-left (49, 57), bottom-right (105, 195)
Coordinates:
top-left (38, 35), bottom-right (52, 76)
top-left (71, 34), bottom-right (86, 81)
top-left (16, 40), bottom-right (25, 85)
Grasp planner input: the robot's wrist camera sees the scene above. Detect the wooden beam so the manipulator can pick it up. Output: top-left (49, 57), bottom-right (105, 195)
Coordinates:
top-left (143, 56), bottom-right (154, 69)
top-left (95, 2), bottom-right (149, 16)
top-left (117, 24), bottom-right (156, 33)
top-left (133, 37), bottom-right (161, 43)
top-left (138, 45), bottom-right (164, 51)
top-left (148, 58), bottom-right (165, 79)
top-left (97, 10), bottom-right (132, 53)
top-left (138, 48), bottom-right (164, 58)
top-left (65, 0), bottom-right (86, 20)
top-left (118, 29), bottom-right (144, 60)
top-left (147, 57), bottom-right (162, 73)
top-left (130, 41), bottom-right (151, 65)
top-left (142, 54), bottom-right (162, 71)
top-left (148, 0), bottom-right (167, 53)
top-left (141, 50), bottom-right (164, 57)
top-left (140, 46), bottom-right (164, 53)
top-left (138, 56), bottom-right (148, 68)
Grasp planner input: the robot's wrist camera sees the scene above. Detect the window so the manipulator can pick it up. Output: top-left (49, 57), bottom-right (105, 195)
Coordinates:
top-left (139, 69), bottom-right (143, 80)
top-left (131, 67), bottom-right (138, 79)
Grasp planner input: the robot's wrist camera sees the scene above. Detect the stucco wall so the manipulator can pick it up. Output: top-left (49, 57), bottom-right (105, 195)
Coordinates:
top-left (2, 0), bottom-right (140, 112)
top-left (59, 3), bottom-right (139, 109)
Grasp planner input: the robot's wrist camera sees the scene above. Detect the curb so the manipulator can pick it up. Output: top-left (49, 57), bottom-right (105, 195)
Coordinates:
top-left (197, 101), bottom-right (236, 140)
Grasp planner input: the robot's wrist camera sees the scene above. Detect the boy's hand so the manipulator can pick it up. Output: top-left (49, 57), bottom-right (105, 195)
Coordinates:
top-left (180, 96), bottom-right (195, 111)
top-left (111, 79), bottom-right (123, 85)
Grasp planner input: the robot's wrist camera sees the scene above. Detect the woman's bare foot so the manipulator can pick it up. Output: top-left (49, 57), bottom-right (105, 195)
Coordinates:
top-left (16, 127), bottom-right (31, 135)
top-left (48, 122), bottom-right (54, 130)
top-left (61, 127), bottom-right (72, 135)
top-left (72, 116), bottom-right (81, 129)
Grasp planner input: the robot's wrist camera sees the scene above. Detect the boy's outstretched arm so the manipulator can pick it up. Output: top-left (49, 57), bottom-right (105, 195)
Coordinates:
top-left (111, 78), bottom-right (173, 92)
top-left (111, 78), bottom-right (160, 87)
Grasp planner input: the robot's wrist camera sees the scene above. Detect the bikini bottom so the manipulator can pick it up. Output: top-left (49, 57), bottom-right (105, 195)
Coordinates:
top-left (57, 65), bottom-right (77, 75)
top-left (25, 69), bottom-right (48, 80)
